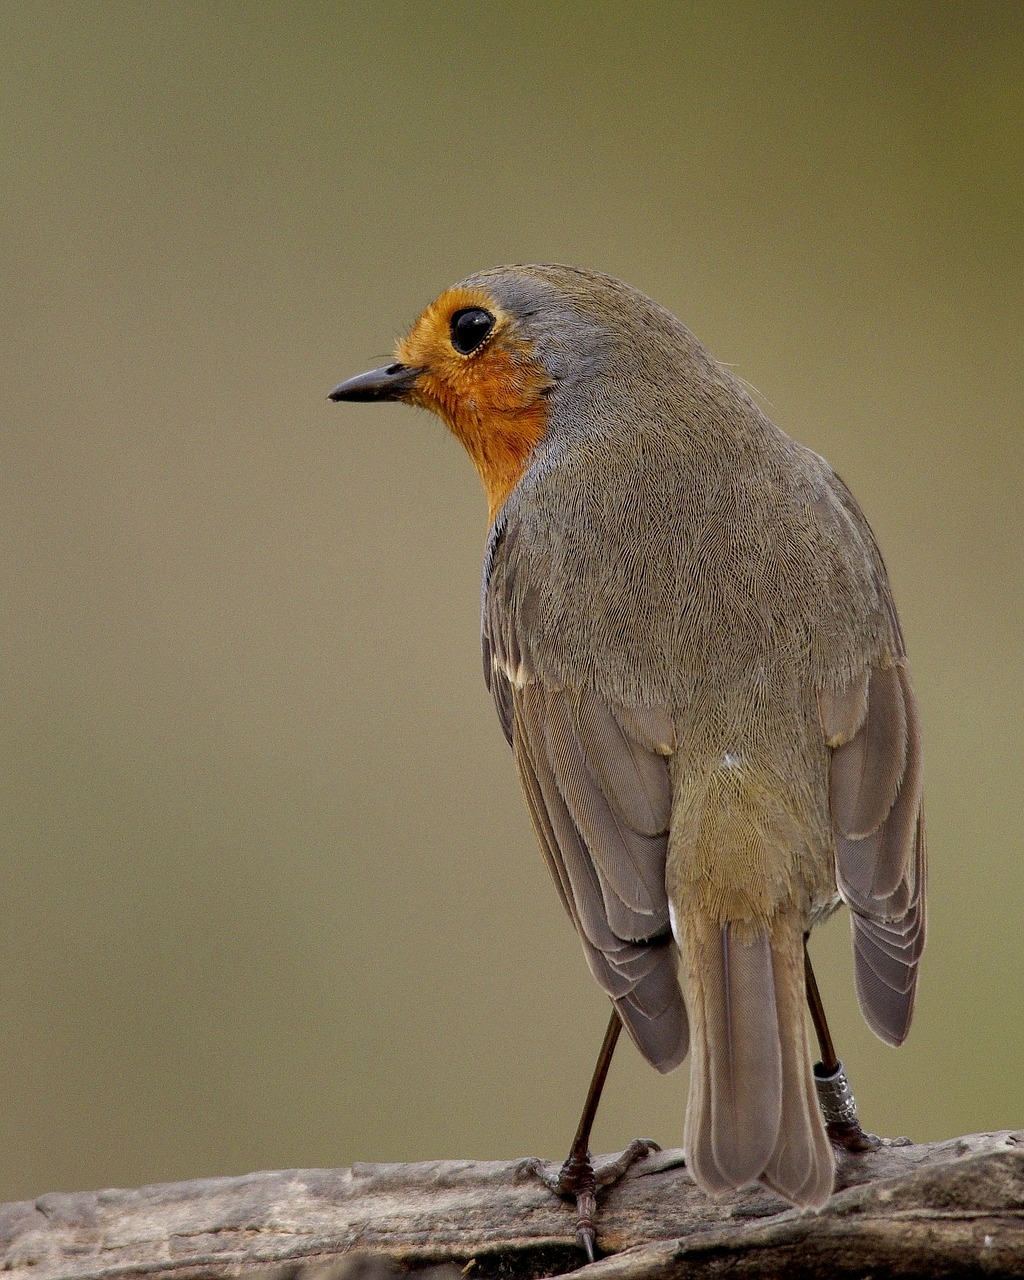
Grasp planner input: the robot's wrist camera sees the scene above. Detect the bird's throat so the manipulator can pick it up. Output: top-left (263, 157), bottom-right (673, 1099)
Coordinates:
top-left (445, 398), bottom-right (548, 524)
top-left (403, 367), bottom-right (550, 525)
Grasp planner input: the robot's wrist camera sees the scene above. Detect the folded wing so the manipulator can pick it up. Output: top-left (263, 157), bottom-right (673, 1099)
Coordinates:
top-left (483, 524), bottom-right (688, 1072)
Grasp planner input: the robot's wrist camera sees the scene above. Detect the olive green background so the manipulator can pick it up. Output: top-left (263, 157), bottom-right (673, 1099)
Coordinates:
top-left (3, 2), bottom-right (1022, 1205)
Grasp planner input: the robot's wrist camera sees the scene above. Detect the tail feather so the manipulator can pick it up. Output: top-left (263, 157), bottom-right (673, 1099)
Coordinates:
top-left (706, 927), bottom-right (782, 1184)
top-left (758, 917), bottom-right (835, 1207)
top-left (683, 1006), bottom-right (734, 1195)
top-left (681, 910), bottom-right (835, 1208)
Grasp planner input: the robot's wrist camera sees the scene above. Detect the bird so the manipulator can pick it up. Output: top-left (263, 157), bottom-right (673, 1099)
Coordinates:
top-left (329, 264), bottom-right (925, 1228)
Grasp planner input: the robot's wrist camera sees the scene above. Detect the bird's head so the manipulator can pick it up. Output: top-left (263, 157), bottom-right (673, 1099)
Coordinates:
top-left (330, 264), bottom-right (658, 523)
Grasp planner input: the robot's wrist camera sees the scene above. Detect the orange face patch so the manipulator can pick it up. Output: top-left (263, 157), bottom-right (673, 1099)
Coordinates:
top-left (395, 286), bottom-right (552, 524)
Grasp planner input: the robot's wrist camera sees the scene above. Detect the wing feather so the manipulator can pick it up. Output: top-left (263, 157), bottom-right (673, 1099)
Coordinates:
top-left (825, 661), bottom-right (926, 1046)
top-left (484, 520), bottom-right (687, 1073)
top-left (829, 665), bottom-right (907, 842)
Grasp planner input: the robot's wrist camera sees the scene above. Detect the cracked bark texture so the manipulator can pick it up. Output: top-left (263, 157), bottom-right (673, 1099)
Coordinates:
top-left (2, 1131), bottom-right (1022, 1280)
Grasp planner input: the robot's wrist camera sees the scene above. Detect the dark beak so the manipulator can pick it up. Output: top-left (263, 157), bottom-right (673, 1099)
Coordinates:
top-left (328, 362), bottom-right (423, 402)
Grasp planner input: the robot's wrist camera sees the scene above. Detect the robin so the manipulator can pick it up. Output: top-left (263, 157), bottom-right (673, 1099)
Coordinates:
top-left (329, 265), bottom-right (925, 1248)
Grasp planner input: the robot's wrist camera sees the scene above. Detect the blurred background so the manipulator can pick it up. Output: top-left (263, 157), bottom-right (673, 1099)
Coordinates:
top-left (3, 2), bottom-right (1022, 1206)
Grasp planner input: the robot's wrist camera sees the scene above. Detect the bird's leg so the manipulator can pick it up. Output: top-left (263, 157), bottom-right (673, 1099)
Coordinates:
top-left (516, 1008), bottom-right (658, 1262)
top-left (803, 941), bottom-right (909, 1152)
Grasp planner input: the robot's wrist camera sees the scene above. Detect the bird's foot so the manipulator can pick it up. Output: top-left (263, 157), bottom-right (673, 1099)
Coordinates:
top-left (813, 1060), bottom-right (912, 1153)
top-left (826, 1118), bottom-right (912, 1153)
top-left (515, 1138), bottom-right (659, 1262)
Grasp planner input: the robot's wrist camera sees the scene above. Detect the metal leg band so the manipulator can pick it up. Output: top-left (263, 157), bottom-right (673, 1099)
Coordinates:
top-left (813, 1059), bottom-right (859, 1126)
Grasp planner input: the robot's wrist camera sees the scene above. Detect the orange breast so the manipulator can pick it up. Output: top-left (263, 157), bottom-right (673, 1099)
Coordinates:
top-left (396, 287), bottom-right (552, 524)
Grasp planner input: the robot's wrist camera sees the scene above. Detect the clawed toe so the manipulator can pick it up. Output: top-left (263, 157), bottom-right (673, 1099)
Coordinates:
top-left (515, 1140), bottom-right (657, 1261)
top-left (827, 1119), bottom-right (912, 1153)
top-left (593, 1138), bottom-right (660, 1187)
top-left (513, 1155), bottom-right (564, 1194)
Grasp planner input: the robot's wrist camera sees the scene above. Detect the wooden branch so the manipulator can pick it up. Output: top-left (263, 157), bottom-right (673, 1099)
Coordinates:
top-left (2, 1132), bottom-right (1022, 1280)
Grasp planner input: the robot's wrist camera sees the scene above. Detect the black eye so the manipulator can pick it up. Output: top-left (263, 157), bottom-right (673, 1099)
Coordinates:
top-left (450, 307), bottom-right (495, 355)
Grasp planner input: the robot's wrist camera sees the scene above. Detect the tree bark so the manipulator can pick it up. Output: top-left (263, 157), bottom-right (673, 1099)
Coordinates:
top-left (2, 1131), bottom-right (1022, 1280)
